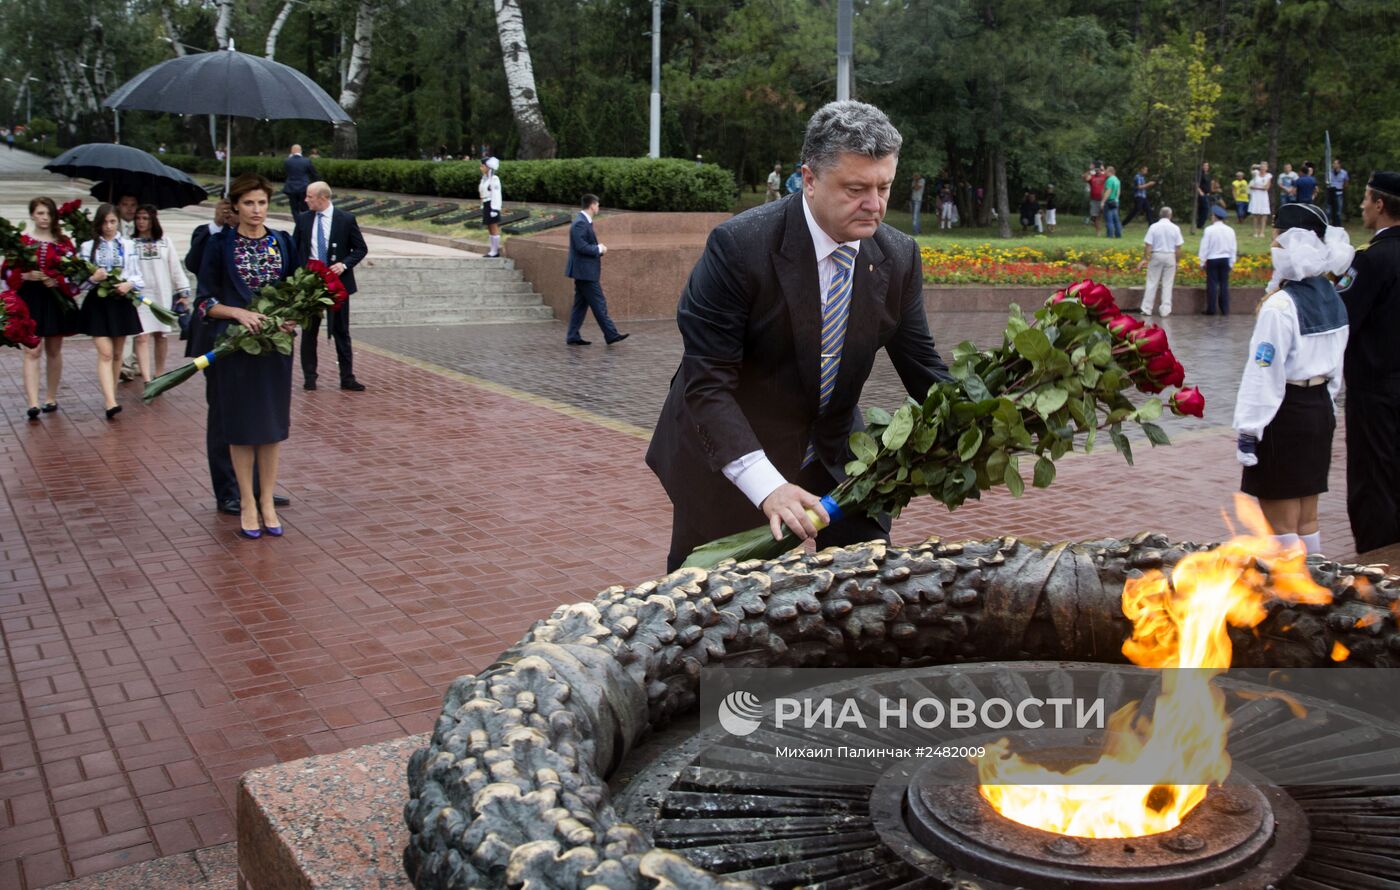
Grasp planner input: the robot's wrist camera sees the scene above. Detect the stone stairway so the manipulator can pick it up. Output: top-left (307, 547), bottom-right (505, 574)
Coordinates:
top-left (348, 256), bottom-right (555, 325)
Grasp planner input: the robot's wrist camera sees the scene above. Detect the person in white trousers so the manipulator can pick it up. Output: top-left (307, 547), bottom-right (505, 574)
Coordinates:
top-left (1138, 206), bottom-right (1184, 316)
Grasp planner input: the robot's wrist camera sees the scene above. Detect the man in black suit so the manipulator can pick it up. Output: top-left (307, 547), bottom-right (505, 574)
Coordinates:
top-left (294, 181), bottom-right (369, 390)
top-left (564, 194), bottom-right (628, 346)
top-left (647, 101), bottom-right (951, 572)
top-left (282, 144), bottom-right (318, 218)
top-left (185, 198), bottom-right (234, 276)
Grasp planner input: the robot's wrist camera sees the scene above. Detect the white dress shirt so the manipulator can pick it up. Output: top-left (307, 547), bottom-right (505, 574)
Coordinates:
top-left (310, 203), bottom-right (335, 262)
top-left (1144, 218), bottom-right (1184, 257)
top-left (1233, 290), bottom-right (1347, 439)
top-left (1197, 220), bottom-right (1237, 267)
top-left (721, 196), bottom-right (862, 508)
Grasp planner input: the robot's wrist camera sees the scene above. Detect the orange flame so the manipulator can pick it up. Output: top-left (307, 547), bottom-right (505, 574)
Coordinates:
top-left (1331, 641), bottom-right (1350, 662)
top-left (978, 495), bottom-right (1331, 837)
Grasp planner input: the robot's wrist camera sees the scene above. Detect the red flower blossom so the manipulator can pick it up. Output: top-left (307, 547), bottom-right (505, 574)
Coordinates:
top-left (306, 259), bottom-right (349, 310)
top-left (1130, 325), bottom-right (1169, 356)
top-left (57, 199), bottom-right (83, 217)
top-left (1105, 314), bottom-right (1144, 338)
top-left (1170, 386), bottom-right (1205, 418)
top-left (1, 290), bottom-right (40, 349)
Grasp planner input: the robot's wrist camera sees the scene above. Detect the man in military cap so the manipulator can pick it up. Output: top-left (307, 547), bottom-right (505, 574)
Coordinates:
top-left (1338, 171), bottom-right (1400, 553)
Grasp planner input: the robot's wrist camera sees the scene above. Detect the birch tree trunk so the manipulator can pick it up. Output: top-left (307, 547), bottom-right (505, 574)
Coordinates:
top-left (994, 144), bottom-right (1012, 239)
top-left (214, 0), bottom-right (235, 50)
top-left (333, 0), bottom-right (377, 158)
top-left (265, 0), bottom-right (295, 59)
top-left (493, 0), bottom-right (557, 159)
top-left (161, 6), bottom-right (186, 55)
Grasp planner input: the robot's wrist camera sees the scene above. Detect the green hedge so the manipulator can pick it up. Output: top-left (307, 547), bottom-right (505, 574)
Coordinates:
top-left (162, 154), bottom-right (735, 212)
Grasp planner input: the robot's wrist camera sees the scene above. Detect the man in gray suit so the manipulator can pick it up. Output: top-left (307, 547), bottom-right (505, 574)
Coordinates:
top-left (282, 144), bottom-right (318, 217)
top-left (647, 101), bottom-right (951, 571)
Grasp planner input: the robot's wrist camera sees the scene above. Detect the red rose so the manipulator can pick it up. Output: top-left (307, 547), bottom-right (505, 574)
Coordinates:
top-left (1105, 314), bottom-right (1144, 338)
top-left (1130, 325), bottom-right (1169, 356)
top-left (1145, 350), bottom-right (1176, 376)
top-left (57, 199), bottom-right (82, 216)
top-left (1066, 279), bottom-right (1092, 298)
top-left (1048, 289), bottom-right (1068, 305)
top-left (1080, 282), bottom-right (1119, 318)
top-left (1170, 386), bottom-right (1205, 418)
top-left (1160, 359), bottom-right (1186, 388)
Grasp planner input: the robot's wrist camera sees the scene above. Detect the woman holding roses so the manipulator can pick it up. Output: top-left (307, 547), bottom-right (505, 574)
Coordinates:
top-left (77, 203), bottom-right (144, 420)
top-left (192, 173), bottom-right (298, 540)
top-left (1233, 203), bottom-right (1353, 556)
top-left (4, 197), bottom-right (78, 420)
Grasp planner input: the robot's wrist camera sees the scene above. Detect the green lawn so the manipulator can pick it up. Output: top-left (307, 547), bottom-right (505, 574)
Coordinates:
top-left (733, 186), bottom-right (1373, 257)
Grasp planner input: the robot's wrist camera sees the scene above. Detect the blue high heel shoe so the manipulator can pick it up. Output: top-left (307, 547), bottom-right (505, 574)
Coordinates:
top-left (238, 527), bottom-right (262, 540)
top-left (264, 524), bottom-right (284, 537)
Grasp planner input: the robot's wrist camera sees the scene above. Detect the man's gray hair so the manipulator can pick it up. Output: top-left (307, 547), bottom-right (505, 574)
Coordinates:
top-left (801, 101), bottom-right (902, 175)
top-left (309, 181), bottom-right (332, 199)
top-left (1159, 206), bottom-right (1173, 219)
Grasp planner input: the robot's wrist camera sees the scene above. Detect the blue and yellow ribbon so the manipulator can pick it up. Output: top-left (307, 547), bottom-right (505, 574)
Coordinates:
top-left (192, 350), bottom-right (217, 370)
top-left (804, 494), bottom-right (845, 531)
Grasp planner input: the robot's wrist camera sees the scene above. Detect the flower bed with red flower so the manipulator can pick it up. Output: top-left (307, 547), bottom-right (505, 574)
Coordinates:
top-left (143, 260), bottom-right (348, 401)
top-left (920, 243), bottom-right (1273, 287)
top-left (684, 278), bottom-right (1206, 569)
top-left (1, 289), bottom-right (40, 349)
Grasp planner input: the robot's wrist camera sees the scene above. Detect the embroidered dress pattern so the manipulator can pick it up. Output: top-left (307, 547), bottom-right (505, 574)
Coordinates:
top-left (233, 233), bottom-right (283, 291)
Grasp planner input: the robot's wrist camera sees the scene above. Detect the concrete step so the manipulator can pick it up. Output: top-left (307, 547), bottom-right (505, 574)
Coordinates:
top-left (354, 292), bottom-right (544, 309)
top-left (355, 273), bottom-right (536, 292)
top-left (353, 306), bottom-right (554, 325)
top-left (358, 256), bottom-right (515, 271)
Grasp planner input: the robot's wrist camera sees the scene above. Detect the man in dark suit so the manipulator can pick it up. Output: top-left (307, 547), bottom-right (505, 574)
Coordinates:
top-left (282, 144), bottom-right (318, 218)
top-left (185, 198), bottom-right (234, 276)
top-left (647, 101), bottom-right (951, 572)
top-left (294, 181), bottom-right (369, 390)
top-left (564, 194), bottom-right (628, 346)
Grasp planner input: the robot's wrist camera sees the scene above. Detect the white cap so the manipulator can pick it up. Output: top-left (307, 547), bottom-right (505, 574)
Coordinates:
top-left (484, 157), bottom-right (500, 171)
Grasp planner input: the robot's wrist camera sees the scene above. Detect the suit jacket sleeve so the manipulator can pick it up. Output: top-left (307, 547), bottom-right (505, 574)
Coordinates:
top-left (676, 225), bottom-right (764, 469)
top-left (886, 240), bottom-right (951, 400)
top-left (293, 213), bottom-right (309, 263)
top-left (1339, 245), bottom-right (1389, 329)
top-left (342, 213), bottom-right (368, 268)
top-left (186, 226), bottom-right (209, 276)
top-left (569, 218), bottom-right (601, 258)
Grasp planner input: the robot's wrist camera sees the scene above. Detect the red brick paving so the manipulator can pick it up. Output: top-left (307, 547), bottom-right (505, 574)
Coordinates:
top-left (0, 315), bottom-right (1380, 887)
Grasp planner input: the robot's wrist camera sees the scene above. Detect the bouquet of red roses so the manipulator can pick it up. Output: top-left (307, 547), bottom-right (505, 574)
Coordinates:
top-left (55, 253), bottom-right (180, 326)
top-left (57, 200), bottom-right (93, 245)
top-left (0, 215), bottom-right (80, 313)
top-left (682, 278), bottom-right (1206, 569)
top-left (143, 260), bottom-right (348, 402)
top-left (1, 290), bottom-right (40, 349)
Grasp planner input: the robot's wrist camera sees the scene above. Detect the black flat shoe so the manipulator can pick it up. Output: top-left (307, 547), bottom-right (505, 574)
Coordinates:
top-left (566, 339), bottom-right (592, 346)
top-left (340, 380), bottom-right (366, 391)
top-left (273, 494), bottom-right (290, 507)
top-left (41, 402), bottom-right (57, 413)
top-left (105, 405), bottom-right (122, 420)
top-left (27, 407), bottom-right (40, 421)
top-left (304, 381), bottom-right (317, 391)
top-left (218, 499), bottom-right (242, 515)
top-left (606, 333), bottom-right (630, 345)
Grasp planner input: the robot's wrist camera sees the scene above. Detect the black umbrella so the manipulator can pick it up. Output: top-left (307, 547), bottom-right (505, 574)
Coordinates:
top-left (88, 164), bottom-right (207, 210)
top-left (46, 143), bottom-right (207, 208)
top-left (103, 46), bottom-right (352, 193)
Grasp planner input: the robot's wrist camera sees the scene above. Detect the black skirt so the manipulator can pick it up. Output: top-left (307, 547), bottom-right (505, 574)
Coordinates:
top-left (78, 291), bottom-right (141, 338)
top-left (482, 203), bottom-right (501, 226)
top-left (208, 349), bottom-right (293, 446)
top-left (1241, 383), bottom-right (1335, 499)
top-left (18, 280), bottom-right (77, 338)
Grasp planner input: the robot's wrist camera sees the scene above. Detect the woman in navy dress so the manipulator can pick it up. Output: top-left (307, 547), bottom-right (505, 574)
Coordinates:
top-left (194, 173), bottom-right (298, 539)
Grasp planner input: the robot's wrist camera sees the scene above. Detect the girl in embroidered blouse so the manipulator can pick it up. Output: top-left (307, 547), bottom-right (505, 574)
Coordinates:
top-left (5, 198), bottom-right (78, 420)
top-left (132, 205), bottom-right (190, 382)
top-left (194, 173), bottom-right (298, 540)
top-left (77, 203), bottom-right (144, 420)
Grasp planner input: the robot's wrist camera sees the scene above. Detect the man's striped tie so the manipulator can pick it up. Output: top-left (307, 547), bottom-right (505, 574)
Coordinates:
top-left (803, 244), bottom-right (858, 467)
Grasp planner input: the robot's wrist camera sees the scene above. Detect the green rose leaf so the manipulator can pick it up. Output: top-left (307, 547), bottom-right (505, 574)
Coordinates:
top-left (845, 459), bottom-right (869, 477)
top-left (1142, 421), bottom-right (1172, 446)
top-left (1033, 455), bottom-right (1056, 488)
top-left (882, 405), bottom-right (915, 450)
top-left (850, 430), bottom-right (879, 464)
top-left (242, 338), bottom-right (263, 355)
top-left (865, 406), bottom-right (893, 426)
top-left (1035, 387), bottom-right (1069, 416)
top-left (957, 427), bottom-right (983, 461)
top-left (1109, 424), bottom-right (1134, 465)
top-left (1013, 328), bottom-right (1053, 363)
top-left (1004, 458), bottom-right (1025, 497)
top-left (1135, 398), bottom-right (1163, 421)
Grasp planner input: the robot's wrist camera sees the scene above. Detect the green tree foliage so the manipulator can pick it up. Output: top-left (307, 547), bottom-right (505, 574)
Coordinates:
top-left (1, 0), bottom-right (1396, 223)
